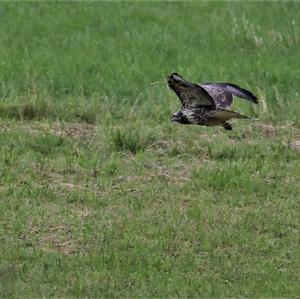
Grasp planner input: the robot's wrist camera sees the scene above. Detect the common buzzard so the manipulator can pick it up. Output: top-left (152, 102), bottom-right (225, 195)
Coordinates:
top-left (168, 73), bottom-right (258, 130)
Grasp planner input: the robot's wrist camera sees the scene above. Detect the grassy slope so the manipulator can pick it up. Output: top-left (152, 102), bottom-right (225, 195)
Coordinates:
top-left (0, 2), bottom-right (300, 298)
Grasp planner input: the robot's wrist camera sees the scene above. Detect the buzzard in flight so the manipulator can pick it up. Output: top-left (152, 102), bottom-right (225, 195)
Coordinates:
top-left (168, 73), bottom-right (258, 130)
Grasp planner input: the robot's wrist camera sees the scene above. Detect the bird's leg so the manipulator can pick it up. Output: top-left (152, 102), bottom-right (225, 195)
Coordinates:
top-left (222, 122), bottom-right (232, 130)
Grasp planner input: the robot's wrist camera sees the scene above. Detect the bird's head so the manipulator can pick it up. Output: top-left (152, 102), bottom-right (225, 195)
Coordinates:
top-left (167, 73), bottom-right (186, 88)
top-left (170, 111), bottom-right (189, 124)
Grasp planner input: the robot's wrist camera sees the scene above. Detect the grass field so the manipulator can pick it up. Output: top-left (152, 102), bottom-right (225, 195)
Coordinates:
top-left (1, 2), bottom-right (300, 298)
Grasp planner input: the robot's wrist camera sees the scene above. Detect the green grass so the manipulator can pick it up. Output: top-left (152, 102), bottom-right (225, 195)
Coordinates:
top-left (0, 2), bottom-right (300, 298)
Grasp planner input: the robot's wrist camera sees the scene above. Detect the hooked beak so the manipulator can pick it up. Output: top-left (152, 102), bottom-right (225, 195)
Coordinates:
top-left (167, 73), bottom-right (185, 85)
top-left (170, 112), bottom-right (181, 122)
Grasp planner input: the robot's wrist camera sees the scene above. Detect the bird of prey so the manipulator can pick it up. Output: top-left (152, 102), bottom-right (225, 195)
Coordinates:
top-left (168, 73), bottom-right (258, 130)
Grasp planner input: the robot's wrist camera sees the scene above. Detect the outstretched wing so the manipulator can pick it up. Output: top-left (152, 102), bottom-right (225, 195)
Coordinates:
top-left (199, 83), bottom-right (258, 108)
top-left (168, 73), bottom-right (216, 109)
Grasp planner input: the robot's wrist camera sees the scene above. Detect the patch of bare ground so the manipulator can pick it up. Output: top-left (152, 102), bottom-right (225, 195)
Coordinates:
top-left (18, 207), bottom-right (94, 255)
top-left (255, 124), bottom-right (277, 137)
top-left (148, 133), bottom-right (213, 151)
top-left (37, 223), bottom-right (76, 255)
top-left (0, 123), bottom-right (10, 132)
top-left (9, 121), bottom-right (97, 140)
top-left (18, 221), bottom-right (76, 255)
top-left (148, 139), bottom-right (172, 150)
top-left (48, 181), bottom-right (106, 197)
top-left (115, 156), bottom-right (209, 191)
top-left (253, 123), bottom-right (300, 137)
top-left (51, 122), bottom-right (96, 140)
top-left (290, 139), bottom-right (300, 151)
